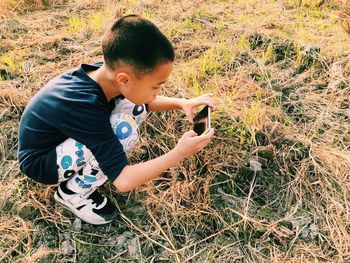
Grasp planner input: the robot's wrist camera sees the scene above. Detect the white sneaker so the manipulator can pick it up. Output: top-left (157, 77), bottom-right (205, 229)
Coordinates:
top-left (54, 180), bottom-right (117, 225)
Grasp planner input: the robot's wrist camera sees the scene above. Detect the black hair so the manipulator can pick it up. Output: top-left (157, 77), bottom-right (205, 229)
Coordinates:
top-left (102, 15), bottom-right (175, 75)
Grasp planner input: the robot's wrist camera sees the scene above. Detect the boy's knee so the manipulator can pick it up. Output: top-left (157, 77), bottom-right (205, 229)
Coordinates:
top-left (110, 113), bottom-right (139, 152)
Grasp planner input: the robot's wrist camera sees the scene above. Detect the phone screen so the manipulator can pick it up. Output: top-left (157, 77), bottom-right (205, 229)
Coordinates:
top-left (193, 106), bottom-right (211, 135)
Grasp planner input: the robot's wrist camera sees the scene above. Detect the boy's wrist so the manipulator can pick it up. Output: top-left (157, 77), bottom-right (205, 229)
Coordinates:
top-left (168, 147), bottom-right (186, 164)
top-left (178, 98), bottom-right (189, 110)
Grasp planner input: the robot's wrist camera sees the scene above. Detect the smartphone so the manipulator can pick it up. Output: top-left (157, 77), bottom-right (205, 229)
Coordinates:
top-left (193, 105), bottom-right (211, 135)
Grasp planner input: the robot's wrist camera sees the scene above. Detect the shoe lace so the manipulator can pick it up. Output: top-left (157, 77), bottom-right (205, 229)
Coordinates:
top-left (87, 191), bottom-right (104, 206)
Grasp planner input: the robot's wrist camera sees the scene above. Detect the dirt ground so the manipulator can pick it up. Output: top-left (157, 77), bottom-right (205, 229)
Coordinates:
top-left (1, 0), bottom-right (350, 262)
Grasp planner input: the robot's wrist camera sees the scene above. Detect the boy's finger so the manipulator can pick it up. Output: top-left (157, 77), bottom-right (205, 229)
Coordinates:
top-left (193, 100), bottom-right (208, 107)
top-left (202, 128), bottom-right (214, 135)
top-left (198, 128), bottom-right (215, 140)
top-left (185, 130), bottom-right (198, 137)
top-left (201, 93), bottom-right (213, 98)
top-left (201, 129), bottom-right (210, 135)
top-left (189, 129), bottom-right (214, 143)
top-left (188, 111), bottom-right (194, 124)
top-left (200, 99), bottom-right (215, 108)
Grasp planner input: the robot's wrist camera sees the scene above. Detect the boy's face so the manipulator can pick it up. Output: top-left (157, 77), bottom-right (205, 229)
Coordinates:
top-left (119, 62), bottom-right (173, 105)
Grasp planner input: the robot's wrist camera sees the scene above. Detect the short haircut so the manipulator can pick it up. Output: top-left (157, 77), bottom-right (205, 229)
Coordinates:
top-left (102, 15), bottom-right (175, 75)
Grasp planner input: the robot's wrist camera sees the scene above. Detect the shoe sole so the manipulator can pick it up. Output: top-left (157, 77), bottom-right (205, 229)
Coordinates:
top-left (54, 191), bottom-right (114, 225)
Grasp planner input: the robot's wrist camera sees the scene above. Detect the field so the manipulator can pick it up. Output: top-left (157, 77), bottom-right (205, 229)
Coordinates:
top-left (1, 0), bottom-right (350, 262)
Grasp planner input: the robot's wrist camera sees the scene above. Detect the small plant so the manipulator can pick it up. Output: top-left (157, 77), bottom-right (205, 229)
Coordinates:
top-left (68, 15), bottom-right (85, 34)
top-left (90, 8), bottom-right (114, 32)
top-left (262, 43), bottom-right (275, 64)
top-left (0, 51), bottom-right (24, 79)
top-left (237, 34), bottom-right (250, 51)
top-left (216, 20), bottom-right (225, 34)
top-left (198, 43), bottom-right (233, 78)
top-left (0, 55), bottom-right (15, 72)
top-left (309, 8), bottom-right (324, 19)
top-left (182, 67), bottom-right (202, 95)
top-left (141, 10), bottom-right (154, 20)
top-left (168, 17), bottom-right (202, 38)
top-left (295, 44), bottom-right (321, 71)
top-left (199, 49), bottom-right (221, 77)
top-left (242, 101), bottom-right (266, 144)
top-left (90, 12), bottom-right (105, 32)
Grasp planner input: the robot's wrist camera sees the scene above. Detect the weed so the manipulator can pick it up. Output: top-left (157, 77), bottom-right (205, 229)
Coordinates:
top-left (198, 43), bottom-right (233, 78)
top-left (141, 10), bottom-right (154, 20)
top-left (263, 43), bottom-right (275, 64)
top-left (0, 55), bottom-right (15, 72)
top-left (90, 8), bottom-right (114, 32)
top-left (167, 9), bottom-right (210, 38)
top-left (243, 102), bottom-right (265, 132)
top-left (90, 12), bottom-right (105, 32)
top-left (0, 51), bottom-right (25, 79)
top-left (68, 15), bottom-right (85, 34)
top-left (182, 67), bottom-right (202, 95)
top-left (216, 20), bottom-right (225, 34)
top-left (237, 35), bottom-right (250, 51)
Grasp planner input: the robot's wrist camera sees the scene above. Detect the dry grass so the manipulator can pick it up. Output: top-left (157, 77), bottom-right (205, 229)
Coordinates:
top-left (0, 0), bottom-right (69, 18)
top-left (1, 0), bottom-right (350, 262)
top-left (340, 0), bottom-right (350, 33)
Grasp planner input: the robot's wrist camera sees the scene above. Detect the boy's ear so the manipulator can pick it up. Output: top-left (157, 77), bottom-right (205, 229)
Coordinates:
top-left (115, 72), bottom-right (130, 86)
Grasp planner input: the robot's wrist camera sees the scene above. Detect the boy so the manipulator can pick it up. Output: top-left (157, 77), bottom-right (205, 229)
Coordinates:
top-left (18, 15), bottom-right (215, 225)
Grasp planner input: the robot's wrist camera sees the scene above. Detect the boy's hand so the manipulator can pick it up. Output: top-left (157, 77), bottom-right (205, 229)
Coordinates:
top-left (174, 128), bottom-right (215, 158)
top-left (181, 94), bottom-right (216, 124)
